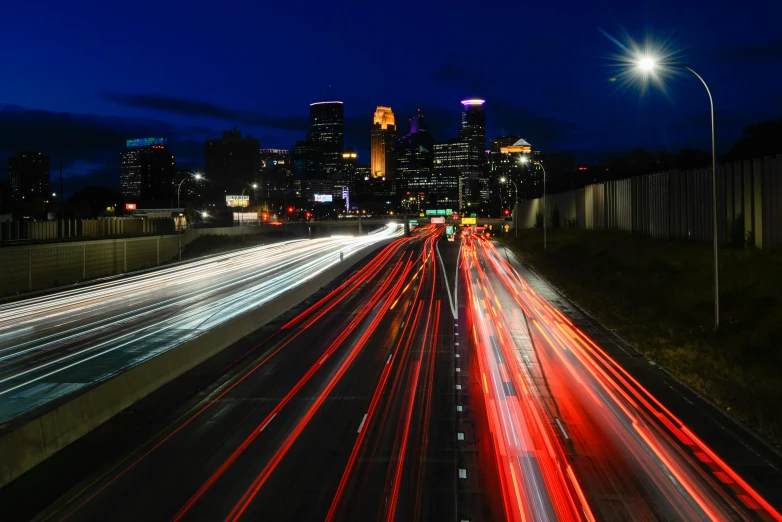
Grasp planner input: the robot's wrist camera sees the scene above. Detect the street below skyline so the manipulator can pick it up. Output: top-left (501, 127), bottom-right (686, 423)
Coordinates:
top-left (2, 227), bottom-right (781, 521)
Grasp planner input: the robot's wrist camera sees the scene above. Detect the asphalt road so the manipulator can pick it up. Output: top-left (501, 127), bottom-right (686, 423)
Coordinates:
top-left (0, 229), bottom-right (399, 428)
top-left (1, 225), bottom-right (458, 522)
top-left (461, 233), bottom-right (782, 522)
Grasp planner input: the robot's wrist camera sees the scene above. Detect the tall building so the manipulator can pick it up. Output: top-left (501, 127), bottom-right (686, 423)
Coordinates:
top-left (341, 147), bottom-right (358, 193)
top-left (8, 151), bottom-right (50, 206)
top-left (370, 106), bottom-right (396, 180)
top-left (397, 109), bottom-right (434, 195)
top-left (204, 128), bottom-right (261, 200)
top-left (458, 99), bottom-right (487, 153)
top-left (292, 140), bottom-right (322, 180)
top-left (120, 138), bottom-right (176, 205)
top-left (432, 140), bottom-right (468, 207)
top-left (309, 101), bottom-right (344, 175)
top-left (457, 99), bottom-right (488, 203)
top-left (259, 148), bottom-right (292, 198)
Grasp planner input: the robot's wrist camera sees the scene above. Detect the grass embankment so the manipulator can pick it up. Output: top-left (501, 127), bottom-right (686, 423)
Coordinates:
top-left (182, 230), bottom-right (298, 259)
top-left (499, 229), bottom-right (782, 446)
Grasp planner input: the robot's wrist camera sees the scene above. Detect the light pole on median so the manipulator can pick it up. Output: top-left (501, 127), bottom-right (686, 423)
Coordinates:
top-left (240, 183), bottom-right (258, 242)
top-left (520, 157), bottom-right (547, 249)
top-left (500, 177), bottom-right (519, 238)
top-left (637, 57), bottom-right (719, 330)
top-left (176, 172), bottom-right (202, 261)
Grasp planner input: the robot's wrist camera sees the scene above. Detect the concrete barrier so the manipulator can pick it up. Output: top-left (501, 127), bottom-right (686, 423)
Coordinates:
top-left (0, 238), bottom-right (393, 488)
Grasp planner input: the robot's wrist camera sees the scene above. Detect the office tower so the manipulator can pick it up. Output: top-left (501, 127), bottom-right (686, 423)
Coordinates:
top-left (259, 148), bottom-right (292, 198)
top-left (397, 109), bottom-right (434, 195)
top-left (309, 101), bottom-right (344, 175)
top-left (458, 99), bottom-right (487, 153)
top-left (292, 140), bottom-right (322, 180)
top-left (370, 106), bottom-right (396, 180)
top-left (8, 151), bottom-right (50, 206)
top-left (204, 128), bottom-right (261, 201)
top-left (120, 138), bottom-right (176, 205)
top-left (432, 140), bottom-right (468, 207)
top-left (457, 99), bottom-right (488, 204)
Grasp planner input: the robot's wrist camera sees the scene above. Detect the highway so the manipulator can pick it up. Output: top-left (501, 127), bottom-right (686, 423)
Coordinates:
top-left (461, 233), bottom-right (782, 521)
top-left (0, 228), bottom-right (400, 426)
top-left (6, 225), bottom-right (457, 521)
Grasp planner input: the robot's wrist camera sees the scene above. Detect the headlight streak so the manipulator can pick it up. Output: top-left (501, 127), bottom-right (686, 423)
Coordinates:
top-left (57, 236), bottom-right (410, 522)
top-left (0, 229), bottom-right (401, 424)
top-left (469, 235), bottom-right (782, 522)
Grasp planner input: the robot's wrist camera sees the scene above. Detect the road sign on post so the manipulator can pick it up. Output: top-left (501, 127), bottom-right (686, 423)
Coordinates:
top-left (461, 217), bottom-right (477, 225)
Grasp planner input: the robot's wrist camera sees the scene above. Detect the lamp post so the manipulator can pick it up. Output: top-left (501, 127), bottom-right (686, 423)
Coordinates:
top-left (520, 157), bottom-right (547, 248)
top-left (638, 57), bottom-right (719, 330)
top-left (500, 177), bottom-right (519, 238)
top-left (240, 183), bottom-right (258, 242)
top-left (176, 172), bottom-right (202, 262)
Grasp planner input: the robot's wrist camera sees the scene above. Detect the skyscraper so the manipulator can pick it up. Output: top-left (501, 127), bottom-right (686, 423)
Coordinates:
top-left (458, 99), bottom-right (488, 203)
top-left (458, 99), bottom-right (487, 153)
top-left (370, 106), bottom-right (396, 180)
top-left (397, 109), bottom-right (434, 194)
top-left (8, 151), bottom-right (50, 205)
top-left (204, 128), bottom-right (261, 200)
top-left (433, 140), bottom-right (468, 207)
top-left (309, 101), bottom-right (344, 175)
top-left (120, 138), bottom-right (176, 205)
top-left (259, 148), bottom-right (292, 199)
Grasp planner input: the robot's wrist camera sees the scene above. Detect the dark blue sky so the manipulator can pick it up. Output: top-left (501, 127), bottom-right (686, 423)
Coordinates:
top-left (2, 0), bottom-right (781, 193)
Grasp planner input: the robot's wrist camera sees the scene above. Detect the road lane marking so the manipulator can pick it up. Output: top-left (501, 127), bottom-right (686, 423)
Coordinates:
top-left (357, 413), bottom-right (368, 434)
top-left (259, 413), bottom-right (277, 433)
top-left (555, 418), bottom-right (569, 440)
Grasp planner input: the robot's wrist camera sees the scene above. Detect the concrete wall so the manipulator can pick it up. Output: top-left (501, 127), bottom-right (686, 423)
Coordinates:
top-left (0, 226), bottom-right (276, 298)
top-left (514, 154), bottom-right (782, 247)
top-left (0, 238), bottom-right (392, 488)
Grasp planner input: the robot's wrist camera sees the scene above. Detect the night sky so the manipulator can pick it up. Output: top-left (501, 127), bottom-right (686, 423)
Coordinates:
top-left (2, 0), bottom-right (781, 195)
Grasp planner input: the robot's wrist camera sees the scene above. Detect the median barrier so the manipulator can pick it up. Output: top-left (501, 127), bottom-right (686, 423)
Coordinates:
top-left (0, 237), bottom-right (394, 489)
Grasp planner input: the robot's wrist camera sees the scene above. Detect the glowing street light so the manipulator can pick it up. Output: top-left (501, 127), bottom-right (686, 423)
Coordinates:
top-left (633, 55), bottom-right (719, 330)
top-left (519, 156), bottom-right (547, 248)
top-left (500, 177), bottom-right (519, 238)
top-left (176, 171), bottom-right (203, 261)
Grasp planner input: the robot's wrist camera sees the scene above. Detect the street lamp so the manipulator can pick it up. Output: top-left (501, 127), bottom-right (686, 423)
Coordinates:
top-left (500, 177), bottom-right (519, 238)
top-left (239, 183), bottom-right (258, 241)
top-left (520, 157), bottom-right (547, 248)
top-left (636, 55), bottom-right (719, 330)
top-left (176, 172), bottom-right (202, 261)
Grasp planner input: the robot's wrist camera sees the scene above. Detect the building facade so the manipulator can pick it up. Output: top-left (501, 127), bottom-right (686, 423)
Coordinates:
top-left (8, 151), bottom-right (50, 206)
top-left (120, 138), bottom-right (176, 206)
top-left (204, 129), bottom-right (261, 201)
top-left (370, 106), bottom-right (396, 180)
top-left (309, 101), bottom-right (344, 176)
top-left (432, 140), bottom-right (467, 207)
top-left (259, 148), bottom-right (292, 199)
top-left (397, 110), bottom-right (434, 196)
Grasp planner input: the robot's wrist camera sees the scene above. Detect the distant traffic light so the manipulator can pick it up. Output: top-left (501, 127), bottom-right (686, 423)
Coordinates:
top-left (305, 211), bottom-right (312, 218)
top-left (504, 208), bottom-right (510, 216)
top-left (288, 206), bottom-right (295, 213)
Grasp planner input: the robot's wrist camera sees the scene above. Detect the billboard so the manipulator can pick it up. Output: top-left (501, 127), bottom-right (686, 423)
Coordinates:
top-left (226, 195), bottom-right (249, 207)
top-left (125, 203), bottom-right (136, 210)
top-left (234, 212), bottom-right (258, 222)
top-left (314, 194), bottom-right (333, 203)
top-left (126, 137), bottom-right (166, 148)
top-left (462, 217), bottom-right (477, 225)
top-left (430, 217), bottom-right (445, 224)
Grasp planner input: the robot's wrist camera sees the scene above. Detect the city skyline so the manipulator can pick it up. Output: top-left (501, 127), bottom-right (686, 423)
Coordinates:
top-left (2, 0), bottom-right (781, 195)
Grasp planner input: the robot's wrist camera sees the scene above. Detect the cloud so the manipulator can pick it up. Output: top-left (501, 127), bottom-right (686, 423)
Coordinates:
top-left (717, 39), bottom-right (782, 62)
top-left (0, 105), bottom-right (209, 194)
top-left (103, 92), bottom-right (309, 132)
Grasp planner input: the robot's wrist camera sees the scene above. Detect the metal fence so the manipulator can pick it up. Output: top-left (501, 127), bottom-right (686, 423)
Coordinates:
top-left (0, 217), bottom-right (178, 245)
top-left (515, 154), bottom-right (782, 248)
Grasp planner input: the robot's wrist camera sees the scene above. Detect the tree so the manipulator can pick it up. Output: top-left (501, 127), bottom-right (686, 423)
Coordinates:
top-left (723, 118), bottom-right (782, 162)
top-left (67, 186), bottom-right (125, 217)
